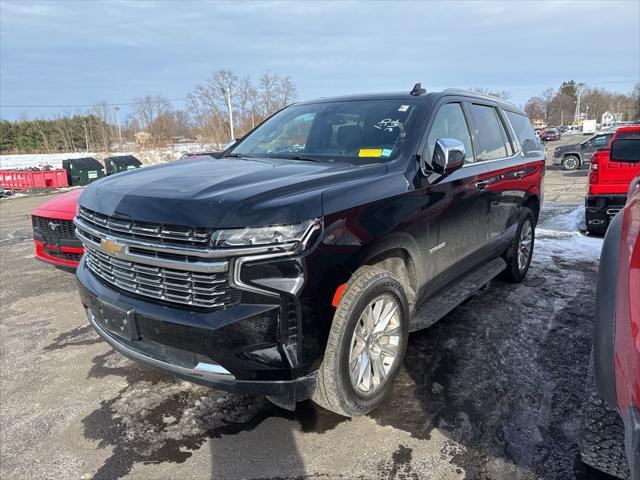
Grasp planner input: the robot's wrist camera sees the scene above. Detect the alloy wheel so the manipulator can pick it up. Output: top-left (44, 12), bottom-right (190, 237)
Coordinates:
top-left (517, 220), bottom-right (533, 272)
top-left (348, 294), bottom-right (402, 396)
top-left (563, 157), bottom-right (578, 170)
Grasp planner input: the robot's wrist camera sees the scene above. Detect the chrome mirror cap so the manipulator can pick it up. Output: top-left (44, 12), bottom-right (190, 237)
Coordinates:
top-left (432, 138), bottom-right (465, 174)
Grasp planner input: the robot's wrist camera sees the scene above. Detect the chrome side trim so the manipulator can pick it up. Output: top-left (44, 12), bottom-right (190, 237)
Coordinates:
top-left (75, 226), bottom-right (229, 274)
top-left (86, 308), bottom-right (236, 382)
top-left (229, 220), bottom-right (321, 297)
top-left (231, 252), bottom-right (295, 298)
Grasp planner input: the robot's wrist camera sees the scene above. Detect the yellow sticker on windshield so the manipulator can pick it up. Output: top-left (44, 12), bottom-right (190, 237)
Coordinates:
top-left (359, 148), bottom-right (383, 157)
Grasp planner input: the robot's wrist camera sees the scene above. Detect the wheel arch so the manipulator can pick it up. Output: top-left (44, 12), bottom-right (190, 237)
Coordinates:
top-left (355, 233), bottom-right (422, 312)
top-left (523, 193), bottom-right (541, 224)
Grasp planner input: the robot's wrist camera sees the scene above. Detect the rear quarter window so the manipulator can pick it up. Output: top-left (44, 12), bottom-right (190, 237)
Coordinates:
top-left (505, 111), bottom-right (541, 155)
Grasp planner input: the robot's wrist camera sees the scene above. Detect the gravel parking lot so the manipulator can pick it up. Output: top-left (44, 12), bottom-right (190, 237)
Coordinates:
top-left (1, 145), bottom-right (617, 480)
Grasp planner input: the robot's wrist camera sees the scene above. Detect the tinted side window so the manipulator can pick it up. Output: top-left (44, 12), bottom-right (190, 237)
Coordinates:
top-left (505, 111), bottom-right (541, 155)
top-left (616, 131), bottom-right (640, 140)
top-left (592, 134), bottom-right (611, 147)
top-left (468, 104), bottom-right (508, 161)
top-left (426, 103), bottom-right (474, 164)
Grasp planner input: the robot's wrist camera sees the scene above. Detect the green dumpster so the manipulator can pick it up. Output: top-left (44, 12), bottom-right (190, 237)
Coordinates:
top-left (104, 155), bottom-right (142, 175)
top-left (62, 157), bottom-right (105, 186)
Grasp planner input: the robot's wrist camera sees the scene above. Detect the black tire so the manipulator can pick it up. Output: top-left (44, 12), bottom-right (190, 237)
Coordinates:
top-left (561, 155), bottom-right (580, 170)
top-left (312, 265), bottom-right (409, 417)
top-left (586, 224), bottom-right (607, 237)
top-left (500, 207), bottom-right (535, 283)
top-left (580, 358), bottom-right (630, 479)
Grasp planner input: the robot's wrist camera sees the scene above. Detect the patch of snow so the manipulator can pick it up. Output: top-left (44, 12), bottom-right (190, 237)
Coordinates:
top-left (535, 205), bottom-right (602, 264)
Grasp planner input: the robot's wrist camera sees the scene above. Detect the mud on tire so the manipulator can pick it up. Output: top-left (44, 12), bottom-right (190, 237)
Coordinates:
top-left (312, 265), bottom-right (409, 417)
top-left (580, 360), bottom-right (630, 479)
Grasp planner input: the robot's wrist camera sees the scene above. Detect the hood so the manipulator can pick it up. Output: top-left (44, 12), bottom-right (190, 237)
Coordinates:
top-left (554, 142), bottom-right (582, 156)
top-left (79, 156), bottom-right (386, 228)
top-left (32, 188), bottom-right (84, 219)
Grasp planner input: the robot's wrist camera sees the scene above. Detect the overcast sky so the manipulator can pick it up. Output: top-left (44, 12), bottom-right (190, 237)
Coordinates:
top-left (1, 0), bottom-right (638, 120)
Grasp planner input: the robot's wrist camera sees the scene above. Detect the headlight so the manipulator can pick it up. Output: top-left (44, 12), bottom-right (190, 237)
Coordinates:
top-left (212, 218), bottom-right (321, 249)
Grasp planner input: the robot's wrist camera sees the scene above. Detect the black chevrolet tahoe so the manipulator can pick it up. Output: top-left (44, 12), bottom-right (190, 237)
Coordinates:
top-left (75, 86), bottom-right (545, 417)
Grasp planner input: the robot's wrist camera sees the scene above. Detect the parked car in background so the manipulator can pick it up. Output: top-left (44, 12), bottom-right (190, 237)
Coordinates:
top-left (585, 126), bottom-right (640, 235)
top-left (74, 87), bottom-right (545, 417)
top-left (553, 131), bottom-right (615, 170)
top-left (580, 134), bottom-right (640, 480)
top-left (32, 189), bottom-right (84, 269)
top-left (541, 128), bottom-right (561, 141)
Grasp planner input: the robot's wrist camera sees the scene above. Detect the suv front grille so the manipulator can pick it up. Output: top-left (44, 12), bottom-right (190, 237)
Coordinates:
top-left (84, 245), bottom-right (238, 309)
top-left (78, 207), bottom-right (211, 247)
top-left (33, 216), bottom-right (76, 243)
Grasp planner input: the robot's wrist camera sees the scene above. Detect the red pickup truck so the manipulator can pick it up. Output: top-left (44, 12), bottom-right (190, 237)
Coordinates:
top-left (580, 135), bottom-right (640, 479)
top-left (586, 126), bottom-right (640, 235)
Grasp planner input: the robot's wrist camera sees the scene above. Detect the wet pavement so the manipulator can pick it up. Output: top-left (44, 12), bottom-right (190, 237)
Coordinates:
top-left (0, 169), bottom-right (620, 479)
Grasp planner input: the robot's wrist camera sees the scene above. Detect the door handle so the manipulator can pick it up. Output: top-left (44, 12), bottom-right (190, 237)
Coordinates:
top-left (513, 170), bottom-right (526, 178)
top-left (474, 180), bottom-right (490, 190)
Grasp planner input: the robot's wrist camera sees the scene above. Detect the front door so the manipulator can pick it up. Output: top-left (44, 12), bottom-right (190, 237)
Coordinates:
top-left (421, 101), bottom-right (492, 288)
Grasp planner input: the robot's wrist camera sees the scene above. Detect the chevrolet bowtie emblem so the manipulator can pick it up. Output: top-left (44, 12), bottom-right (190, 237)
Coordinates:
top-left (101, 238), bottom-right (126, 255)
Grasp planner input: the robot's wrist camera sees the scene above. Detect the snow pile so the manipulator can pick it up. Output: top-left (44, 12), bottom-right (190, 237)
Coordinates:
top-left (535, 205), bottom-right (603, 264)
top-left (0, 152), bottom-right (94, 170)
top-left (0, 143), bottom-right (221, 170)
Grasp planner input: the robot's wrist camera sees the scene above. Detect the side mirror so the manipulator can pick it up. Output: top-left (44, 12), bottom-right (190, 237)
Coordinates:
top-left (610, 138), bottom-right (640, 163)
top-left (432, 138), bottom-right (465, 174)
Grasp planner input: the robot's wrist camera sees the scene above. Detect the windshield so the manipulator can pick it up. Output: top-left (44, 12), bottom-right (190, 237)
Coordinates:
top-left (232, 99), bottom-right (422, 163)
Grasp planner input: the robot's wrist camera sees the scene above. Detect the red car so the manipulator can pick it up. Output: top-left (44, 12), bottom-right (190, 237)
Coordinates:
top-left (580, 135), bottom-right (640, 479)
top-left (586, 126), bottom-right (640, 235)
top-left (540, 128), bottom-right (560, 141)
top-left (31, 189), bottom-right (84, 269)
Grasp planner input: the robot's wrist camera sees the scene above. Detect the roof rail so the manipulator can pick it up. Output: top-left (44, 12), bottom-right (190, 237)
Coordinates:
top-left (443, 88), bottom-right (509, 102)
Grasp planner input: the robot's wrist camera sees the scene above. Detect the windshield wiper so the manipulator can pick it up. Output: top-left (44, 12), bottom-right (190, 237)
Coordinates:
top-left (289, 155), bottom-right (325, 163)
top-left (223, 153), bottom-right (251, 158)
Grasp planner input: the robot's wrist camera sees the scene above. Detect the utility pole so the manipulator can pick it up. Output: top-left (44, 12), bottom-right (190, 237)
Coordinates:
top-left (113, 106), bottom-right (123, 150)
top-left (225, 88), bottom-right (235, 140)
top-left (574, 83), bottom-right (585, 125)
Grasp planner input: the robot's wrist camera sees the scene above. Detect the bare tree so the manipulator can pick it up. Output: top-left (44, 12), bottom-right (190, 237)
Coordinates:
top-left (92, 101), bottom-right (112, 151)
top-left (524, 97), bottom-right (545, 122)
top-left (131, 94), bottom-right (173, 145)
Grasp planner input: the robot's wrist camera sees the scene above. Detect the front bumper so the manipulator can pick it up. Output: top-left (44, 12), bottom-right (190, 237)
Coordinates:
top-left (585, 195), bottom-right (627, 230)
top-left (76, 257), bottom-right (317, 400)
top-left (34, 239), bottom-right (82, 268)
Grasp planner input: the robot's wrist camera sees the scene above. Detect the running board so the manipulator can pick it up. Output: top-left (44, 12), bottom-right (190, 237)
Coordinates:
top-left (409, 257), bottom-right (507, 332)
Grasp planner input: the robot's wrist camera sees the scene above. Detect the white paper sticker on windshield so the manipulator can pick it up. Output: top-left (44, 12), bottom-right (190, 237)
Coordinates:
top-left (374, 118), bottom-right (401, 132)
top-left (398, 105), bottom-right (409, 112)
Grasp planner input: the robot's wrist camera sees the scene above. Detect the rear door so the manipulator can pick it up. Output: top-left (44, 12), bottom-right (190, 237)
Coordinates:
top-left (464, 103), bottom-right (528, 245)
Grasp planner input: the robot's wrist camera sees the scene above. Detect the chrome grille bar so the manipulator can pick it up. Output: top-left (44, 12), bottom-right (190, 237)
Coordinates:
top-left (84, 245), bottom-right (234, 308)
top-left (78, 207), bottom-right (210, 245)
top-left (75, 225), bottom-right (228, 274)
